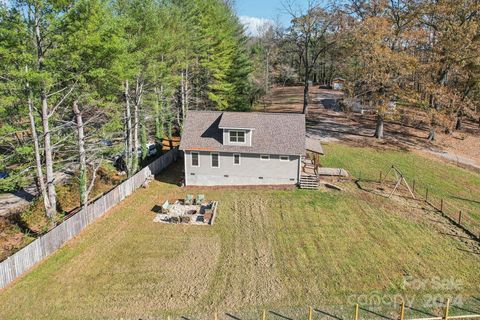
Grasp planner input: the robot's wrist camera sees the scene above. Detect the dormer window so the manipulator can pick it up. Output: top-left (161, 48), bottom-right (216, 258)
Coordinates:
top-left (229, 130), bottom-right (245, 143)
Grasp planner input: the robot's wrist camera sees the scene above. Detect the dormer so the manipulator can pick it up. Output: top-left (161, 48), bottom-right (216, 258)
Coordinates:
top-left (221, 128), bottom-right (253, 147)
top-left (218, 113), bottom-right (254, 147)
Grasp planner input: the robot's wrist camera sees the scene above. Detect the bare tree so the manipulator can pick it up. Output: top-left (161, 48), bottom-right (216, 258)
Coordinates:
top-left (26, 66), bottom-right (52, 214)
top-left (72, 100), bottom-right (102, 208)
top-left (283, 0), bottom-right (338, 114)
top-left (124, 80), bottom-right (133, 176)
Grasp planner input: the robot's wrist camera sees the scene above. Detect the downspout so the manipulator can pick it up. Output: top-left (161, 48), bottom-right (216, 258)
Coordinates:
top-left (184, 151), bottom-right (188, 186)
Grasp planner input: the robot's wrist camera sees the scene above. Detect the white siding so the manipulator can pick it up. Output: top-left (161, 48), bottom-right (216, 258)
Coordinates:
top-left (184, 151), bottom-right (300, 186)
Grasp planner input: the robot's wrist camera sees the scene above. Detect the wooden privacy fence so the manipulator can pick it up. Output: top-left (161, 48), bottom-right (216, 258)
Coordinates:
top-left (0, 148), bottom-right (178, 289)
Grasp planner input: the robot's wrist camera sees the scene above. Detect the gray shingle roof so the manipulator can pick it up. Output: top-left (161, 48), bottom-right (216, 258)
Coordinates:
top-left (179, 111), bottom-right (306, 156)
top-left (306, 136), bottom-right (325, 155)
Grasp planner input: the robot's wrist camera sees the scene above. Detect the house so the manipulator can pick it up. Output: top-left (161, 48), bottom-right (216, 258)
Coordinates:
top-left (179, 111), bottom-right (306, 186)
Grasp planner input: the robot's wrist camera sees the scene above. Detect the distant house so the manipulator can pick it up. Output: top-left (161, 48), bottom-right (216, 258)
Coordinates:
top-left (179, 111), bottom-right (306, 186)
top-left (331, 78), bottom-right (345, 90)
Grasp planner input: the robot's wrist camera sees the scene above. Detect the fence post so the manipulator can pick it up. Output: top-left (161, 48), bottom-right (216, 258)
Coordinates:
top-left (444, 298), bottom-right (450, 320)
top-left (425, 187), bottom-right (429, 202)
top-left (412, 179), bottom-right (416, 193)
top-left (380, 171), bottom-right (383, 183)
top-left (458, 211), bottom-right (462, 225)
top-left (262, 309), bottom-right (266, 320)
top-left (354, 304), bottom-right (359, 320)
top-left (440, 199), bottom-right (444, 212)
top-left (400, 302), bottom-right (405, 320)
top-left (309, 306), bottom-right (313, 320)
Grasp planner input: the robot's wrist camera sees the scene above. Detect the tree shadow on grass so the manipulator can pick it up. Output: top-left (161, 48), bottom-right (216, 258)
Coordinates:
top-left (314, 308), bottom-right (344, 319)
top-left (225, 313), bottom-right (243, 320)
top-left (359, 307), bottom-right (395, 320)
top-left (268, 311), bottom-right (293, 320)
top-left (449, 195), bottom-right (480, 205)
top-left (457, 247), bottom-right (480, 255)
top-left (405, 305), bottom-right (436, 317)
top-left (451, 304), bottom-right (480, 314)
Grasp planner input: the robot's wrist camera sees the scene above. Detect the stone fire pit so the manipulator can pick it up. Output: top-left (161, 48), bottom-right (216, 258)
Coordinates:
top-left (153, 201), bottom-right (218, 225)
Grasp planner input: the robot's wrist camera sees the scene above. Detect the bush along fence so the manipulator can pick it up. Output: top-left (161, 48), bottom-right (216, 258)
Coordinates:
top-left (0, 148), bottom-right (179, 289)
top-left (353, 167), bottom-right (480, 242)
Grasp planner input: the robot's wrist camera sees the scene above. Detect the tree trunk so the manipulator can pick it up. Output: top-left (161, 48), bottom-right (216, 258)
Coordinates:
top-left (455, 109), bottom-right (463, 131)
top-left (40, 91), bottom-right (56, 217)
top-left (154, 86), bottom-right (164, 155)
top-left (73, 100), bottom-right (88, 208)
top-left (140, 123), bottom-right (148, 161)
top-left (303, 77), bottom-right (309, 114)
top-left (181, 70), bottom-right (186, 125)
top-left (374, 114), bottom-right (384, 139)
top-left (265, 51), bottom-right (269, 94)
top-left (428, 128), bottom-right (436, 141)
top-left (27, 73), bottom-right (52, 216)
top-left (132, 77), bottom-right (142, 173)
top-left (34, 8), bottom-right (56, 218)
top-left (124, 80), bottom-right (133, 176)
top-left (184, 67), bottom-right (189, 124)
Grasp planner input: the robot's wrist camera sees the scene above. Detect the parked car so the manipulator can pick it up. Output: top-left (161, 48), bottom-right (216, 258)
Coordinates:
top-left (100, 139), bottom-right (113, 147)
top-left (147, 143), bottom-right (157, 157)
top-left (137, 143), bottom-right (158, 158)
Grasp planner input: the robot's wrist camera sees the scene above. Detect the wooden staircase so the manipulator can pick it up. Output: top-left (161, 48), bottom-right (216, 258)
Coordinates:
top-left (299, 174), bottom-right (320, 189)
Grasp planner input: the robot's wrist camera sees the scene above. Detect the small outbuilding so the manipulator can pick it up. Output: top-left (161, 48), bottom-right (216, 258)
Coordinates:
top-left (331, 78), bottom-right (345, 91)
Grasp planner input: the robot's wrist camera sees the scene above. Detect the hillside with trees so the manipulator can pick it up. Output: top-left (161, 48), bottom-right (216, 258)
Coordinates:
top-left (0, 0), bottom-right (252, 217)
top-left (249, 0), bottom-right (480, 139)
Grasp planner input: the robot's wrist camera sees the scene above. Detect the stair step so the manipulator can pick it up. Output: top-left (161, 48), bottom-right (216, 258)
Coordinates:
top-left (299, 174), bottom-right (319, 190)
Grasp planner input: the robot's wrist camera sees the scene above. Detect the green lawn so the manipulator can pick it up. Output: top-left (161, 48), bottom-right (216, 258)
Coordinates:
top-left (0, 145), bottom-right (479, 319)
top-left (321, 144), bottom-right (480, 223)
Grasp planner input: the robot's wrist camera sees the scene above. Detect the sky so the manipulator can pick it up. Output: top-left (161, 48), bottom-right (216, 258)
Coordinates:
top-left (235, 0), bottom-right (302, 36)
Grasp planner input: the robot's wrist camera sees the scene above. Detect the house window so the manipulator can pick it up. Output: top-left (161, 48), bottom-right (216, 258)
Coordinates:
top-left (229, 130), bottom-right (245, 143)
top-left (233, 154), bottom-right (241, 165)
top-left (191, 152), bottom-right (199, 167)
top-left (280, 156), bottom-right (289, 161)
top-left (260, 155), bottom-right (270, 161)
top-left (211, 153), bottom-right (219, 168)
